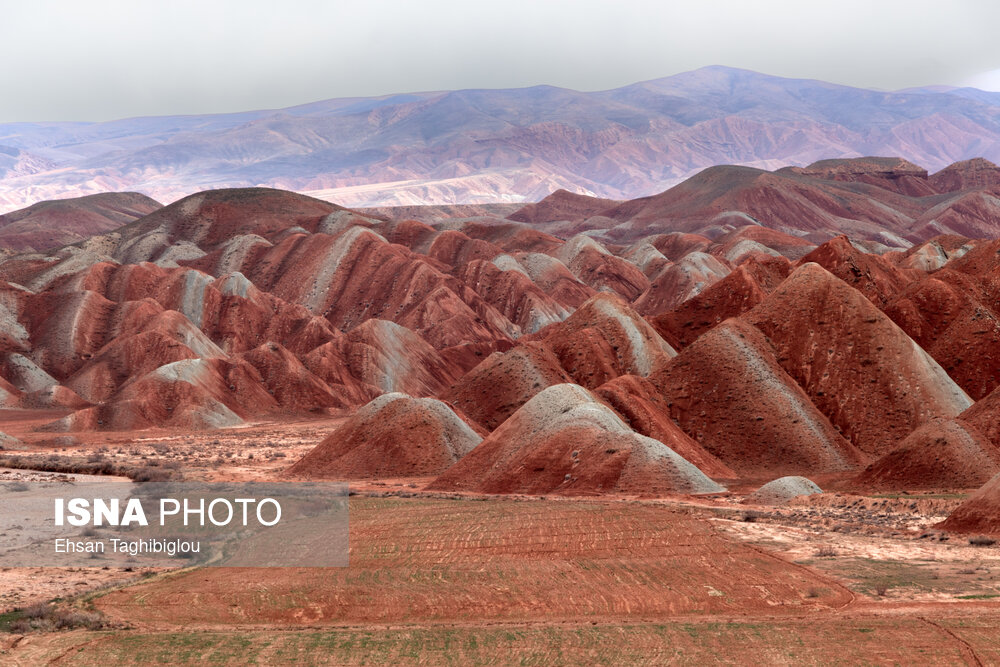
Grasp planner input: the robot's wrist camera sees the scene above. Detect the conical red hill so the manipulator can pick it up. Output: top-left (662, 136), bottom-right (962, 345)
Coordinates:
top-left (594, 375), bottom-right (735, 479)
top-left (946, 238), bottom-right (1000, 279)
top-left (883, 269), bottom-right (1000, 400)
top-left (240, 342), bottom-right (344, 411)
top-left (509, 251), bottom-right (595, 309)
top-left (507, 189), bottom-right (621, 224)
top-left (646, 233), bottom-right (712, 261)
top-left (245, 228), bottom-right (518, 349)
top-left (20, 384), bottom-right (89, 410)
top-left (650, 264), bottom-right (769, 350)
top-left (82, 262), bottom-right (329, 357)
top-left (52, 358), bottom-right (277, 431)
top-left (745, 262), bottom-right (972, 457)
top-left (910, 189), bottom-right (1000, 240)
top-left (712, 226), bottom-right (816, 262)
top-left (428, 383), bottom-right (725, 496)
top-left (2, 352), bottom-right (59, 394)
top-left (64, 313), bottom-right (222, 404)
top-left (379, 218), bottom-right (438, 252)
top-left (651, 319), bottom-right (864, 477)
top-left (343, 319), bottom-right (460, 397)
top-left (937, 473), bottom-right (1000, 535)
top-left (962, 385), bottom-right (1000, 448)
top-left (299, 319), bottom-right (461, 408)
top-left (554, 235), bottom-right (649, 300)
top-left (460, 221), bottom-right (563, 255)
top-left (287, 393), bottom-right (483, 478)
top-left (537, 293), bottom-right (676, 388)
top-left (621, 241), bottom-right (670, 277)
top-left (298, 339), bottom-right (375, 408)
top-left (441, 342), bottom-right (572, 431)
top-left (20, 290), bottom-right (117, 380)
top-left (424, 230), bottom-right (502, 267)
top-left (739, 254), bottom-right (795, 290)
top-left (796, 235), bottom-right (913, 308)
top-left (633, 252), bottom-right (731, 316)
top-left (206, 273), bottom-right (339, 356)
top-left (746, 477), bottom-right (822, 506)
top-left (105, 187), bottom-right (341, 263)
top-left (454, 258), bottom-right (569, 334)
top-left (854, 418), bottom-right (1000, 492)
top-left (0, 192), bottom-right (161, 253)
top-left (897, 236), bottom-right (974, 272)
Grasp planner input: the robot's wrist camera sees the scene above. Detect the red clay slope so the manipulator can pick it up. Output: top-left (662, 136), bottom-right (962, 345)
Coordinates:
top-left (428, 383), bottom-right (725, 496)
top-left (594, 375), bottom-right (736, 479)
top-left (649, 261), bottom-right (775, 349)
top-left (534, 293), bottom-right (677, 388)
top-left (633, 252), bottom-right (730, 316)
top-left (508, 189), bottom-right (621, 224)
top-left (288, 393), bottom-right (483, 478)
top-left (442, 342), bottom-right (573, 431)
top-left (929, 158), bottom-right (1000, 193)
top-left (744, 262), bottom-right (972, 457)
top-left (854, 418), bottom-right (1000, 491)
top-left (796, 235), bottom-right (915, 308)
top-left (962, 385), bottom-right (1000, 448)
top-left (651, 319), bottom-right (864, 477)
top-left (600, 164), bottom-right (921, 241)
top-left (884, 269), bottom-right (1000, 400)
top-left (0, 192), bottom-right (161, 252)
top-left (937, 473), bottom-right (1000, 535)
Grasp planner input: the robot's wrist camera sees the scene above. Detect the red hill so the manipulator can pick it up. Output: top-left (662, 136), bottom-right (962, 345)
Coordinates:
top-left (651, 319), bottom-right (863, 476)
top-left (745, 263), bottom-right (973, 456)
top-left (929, 158), bottom-right (1000, 193)
top-left (937, 473), bottom-right (1000, 535)
top-left (441, 342), bottom-right (573, 431)
top-left (288, 393), bottom-right (483, 478)
top-left (0, 192), bottom-right (161, 253)
top-left (854, 418), bottom-right (1000, 492)
top-left (428, 384), bottom-right (725, 496)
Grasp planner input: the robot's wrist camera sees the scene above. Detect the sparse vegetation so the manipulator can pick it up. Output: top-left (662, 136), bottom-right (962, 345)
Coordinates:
top-left (0, 454), bottom-right (178, 481)
top-left (2, 602), bottom-right (107, 634)
top-left (968, 535), bottom-right (997, 547)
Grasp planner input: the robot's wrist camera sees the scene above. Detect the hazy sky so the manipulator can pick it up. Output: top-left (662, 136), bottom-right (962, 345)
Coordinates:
top-left (2, 0), bottom-right (999, 122)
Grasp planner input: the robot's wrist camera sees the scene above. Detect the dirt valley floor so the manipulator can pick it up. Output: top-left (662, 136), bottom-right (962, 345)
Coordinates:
top-left (1, 418), bottom-right (1000, 665)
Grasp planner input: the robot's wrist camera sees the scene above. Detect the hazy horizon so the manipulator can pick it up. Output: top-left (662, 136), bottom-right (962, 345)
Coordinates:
top-left (2, 0), bottom-right (999, 123)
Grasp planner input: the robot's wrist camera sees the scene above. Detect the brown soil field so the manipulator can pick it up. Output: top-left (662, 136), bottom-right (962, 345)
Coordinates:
top-left (3, 419), bottom-right (1000, 665)
top-left (89, 497), bottom-right (852, 628)
top-left (5, 614), bottom-right (1000, 666)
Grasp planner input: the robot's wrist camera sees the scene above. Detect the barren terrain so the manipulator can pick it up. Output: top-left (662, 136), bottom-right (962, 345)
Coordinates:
top-left (2, 425), bottom-right (1000, 664)
top-left (2, 156), bottom-right (1000, 663)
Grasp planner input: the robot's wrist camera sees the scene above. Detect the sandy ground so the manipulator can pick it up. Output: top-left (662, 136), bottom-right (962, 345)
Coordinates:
top-left (1, 412), bottom-right (999, 664)
top-left (0, 468), bottom-right (154, 613)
